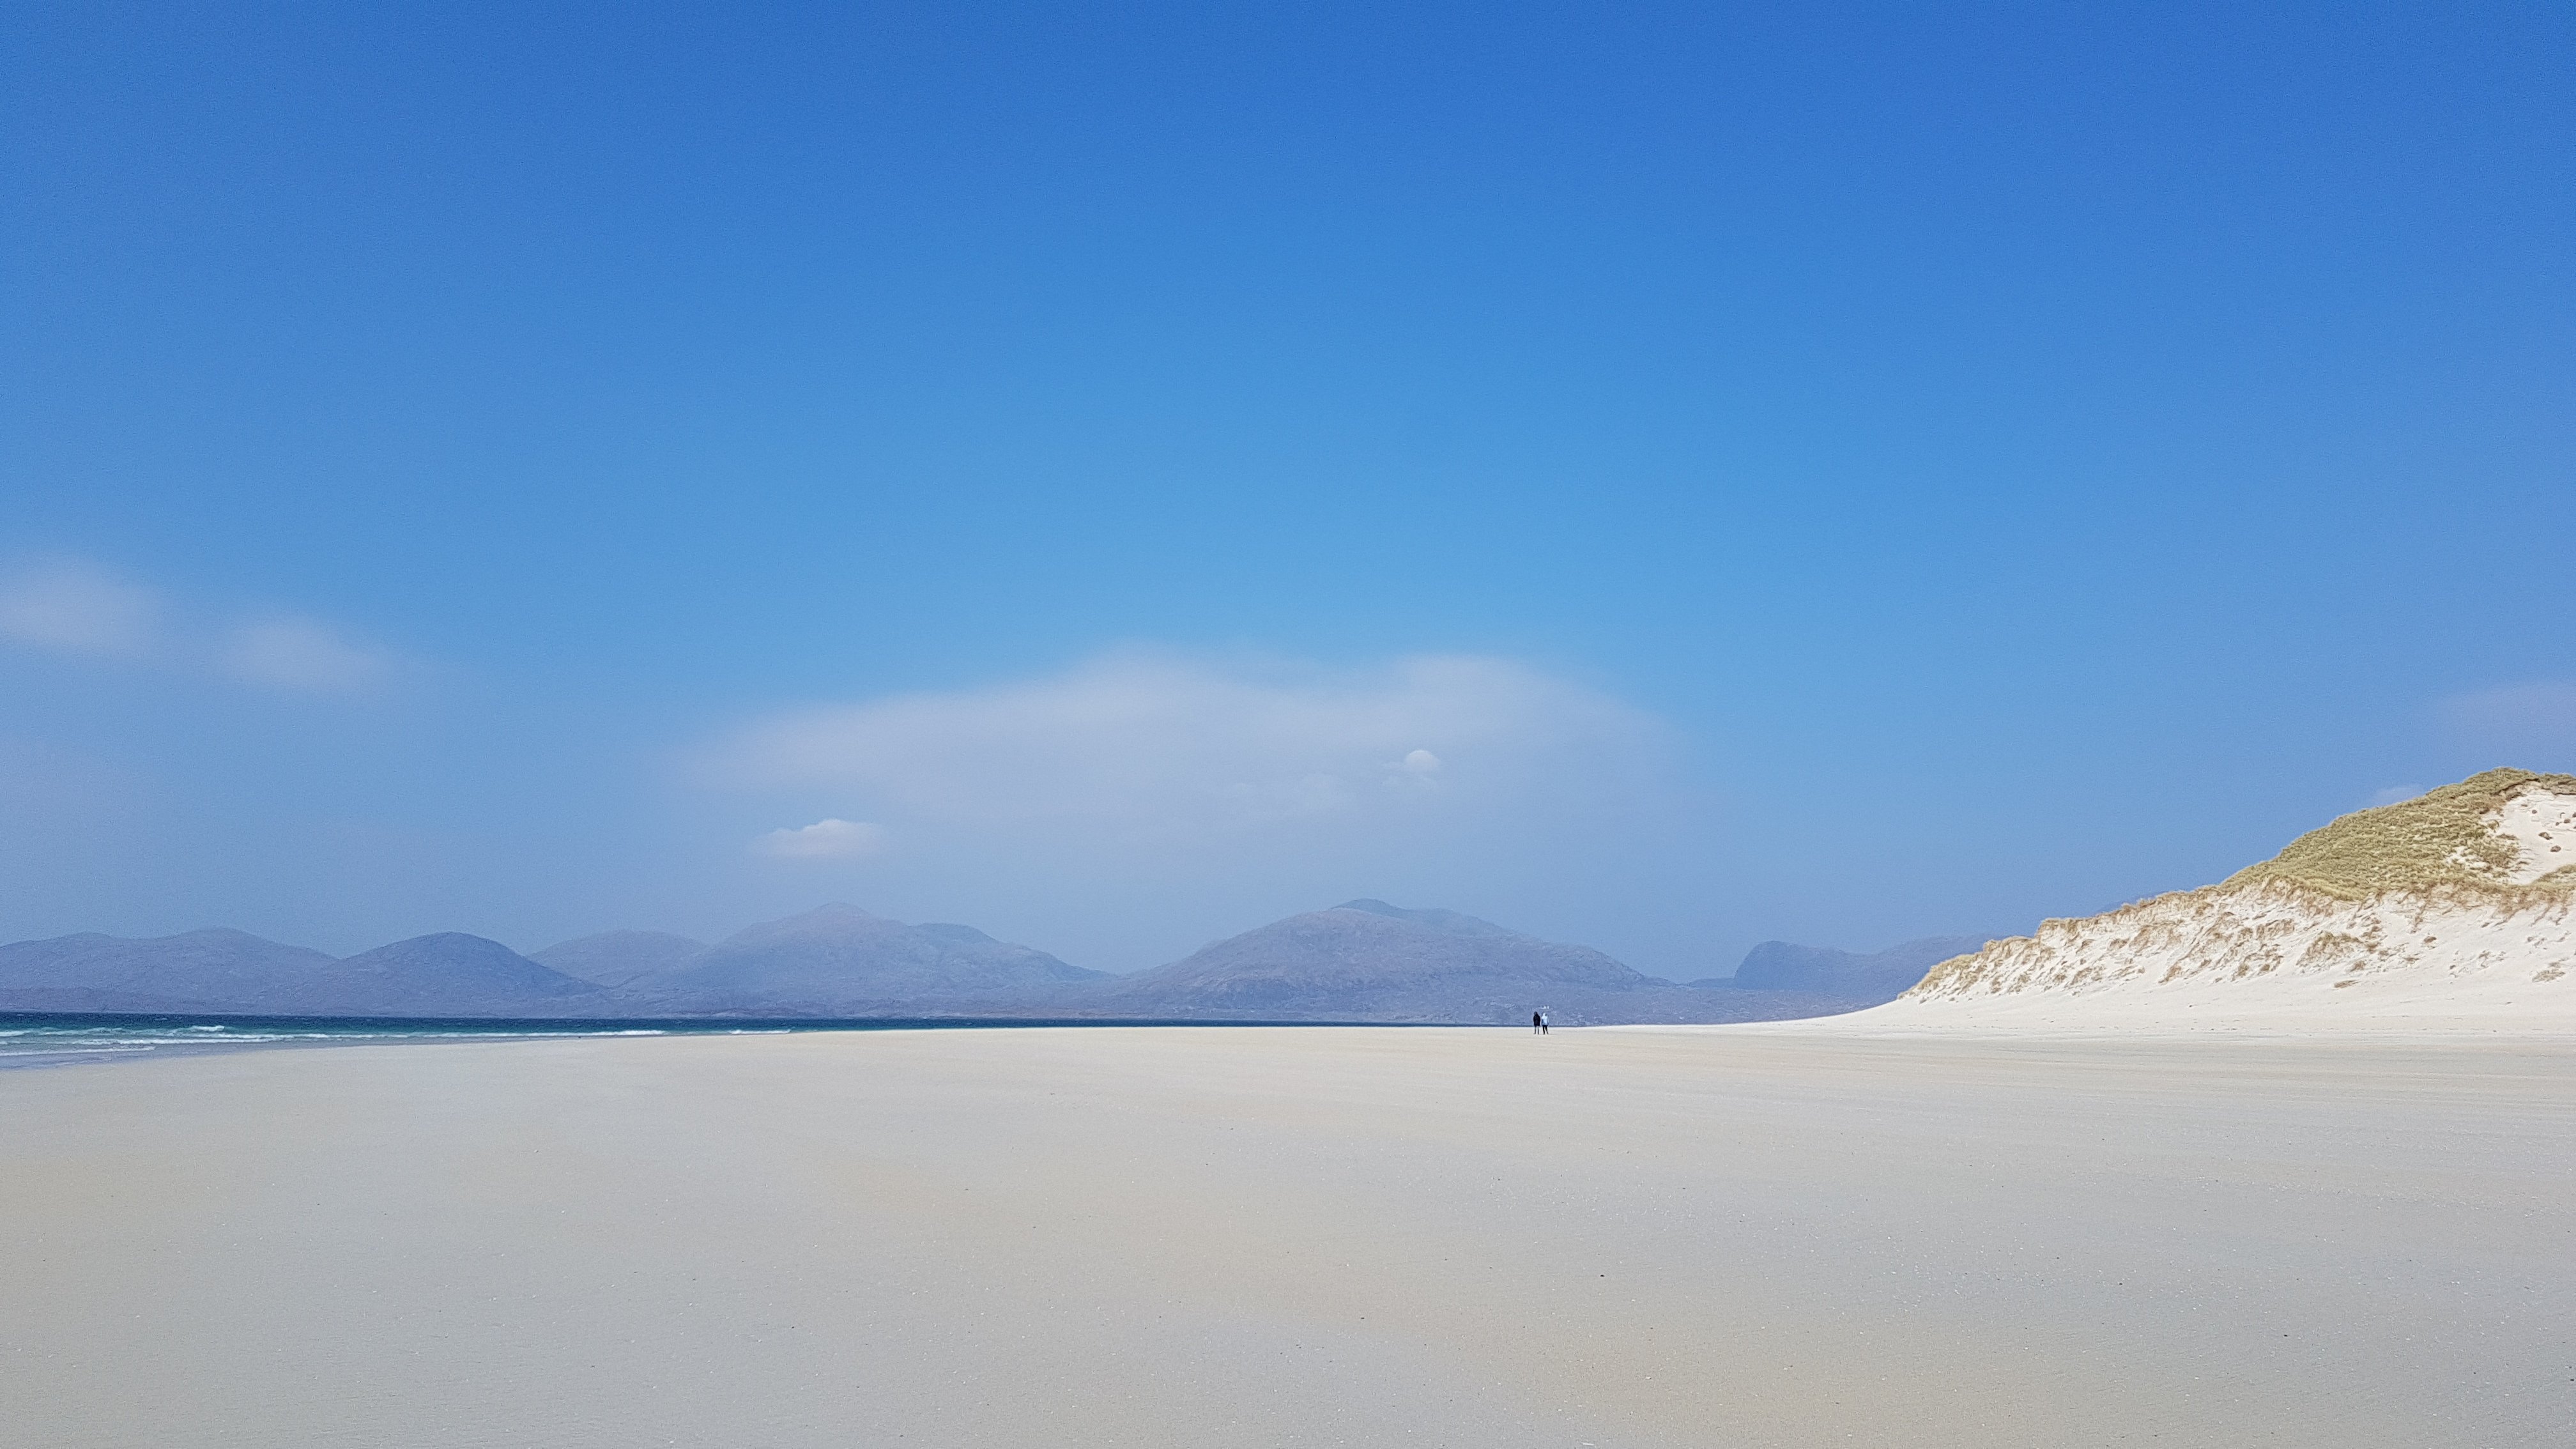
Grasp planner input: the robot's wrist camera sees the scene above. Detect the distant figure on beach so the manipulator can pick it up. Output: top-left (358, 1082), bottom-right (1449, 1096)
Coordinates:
top-left (1532, 1011), bottom-right (1547, 1035)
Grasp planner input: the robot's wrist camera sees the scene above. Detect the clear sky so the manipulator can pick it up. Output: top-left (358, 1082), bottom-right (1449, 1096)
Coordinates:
top-left (4, 3), bottom-right (2571, 976)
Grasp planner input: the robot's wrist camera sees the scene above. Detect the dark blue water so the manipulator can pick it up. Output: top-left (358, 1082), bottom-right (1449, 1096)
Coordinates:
top-left (0, 1011), bottom-right (1372, 1067)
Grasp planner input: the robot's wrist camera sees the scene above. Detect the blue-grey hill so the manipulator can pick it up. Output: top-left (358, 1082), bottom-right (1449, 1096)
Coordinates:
top-left (299, 933), bottom-right (613, 1016)
top-left (0, 928), bottom-right (611, 1017)
top-left (1072, 900), bottom-right (1873, 1025)
top-left (1692, 935), bottom-right (1988, 1000)
top-left (1, 907), bottom-right (1981, 1025)
top-left (594, 903), bottom-right (1107, 1016)
top-left (0, 928), bottom-right (341, 1015)
top-left (531, 929), bottom-right (708, 990)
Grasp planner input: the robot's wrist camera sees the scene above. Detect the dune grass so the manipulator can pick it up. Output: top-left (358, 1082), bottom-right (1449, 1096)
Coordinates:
top-left (2222, 768), bottom-right (2576, 900)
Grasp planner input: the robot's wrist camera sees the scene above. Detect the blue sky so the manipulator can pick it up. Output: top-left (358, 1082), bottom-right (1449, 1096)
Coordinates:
top-left (4, 2), bottom-right (2571, 974)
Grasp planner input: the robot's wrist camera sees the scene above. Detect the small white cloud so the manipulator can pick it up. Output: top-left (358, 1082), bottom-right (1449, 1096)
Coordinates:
top-left (755, 818), bottom-right (889, 859)
top-left (2367, 785), bottom-right (2425, 808)
top-left (220, 618), bottom-right (394, 694)
top-left (0, 559), bottom-right (158, 656)
top-left (1401, 748), bottom-right (1443, 774)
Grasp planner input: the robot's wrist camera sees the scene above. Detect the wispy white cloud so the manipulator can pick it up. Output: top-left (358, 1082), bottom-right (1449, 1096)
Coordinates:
top-left (700, 651), bottom-right (1692, 971)
top-left (0, 556), bottom-right (408, 698)
top-left (220, 617), bottom-right (395, 694)
top-left (0, 559), bottom-right (160, 656)
top-left (709, 651), bottom-right (1675, 855)
top-left (754, 818), bottom-right (889, 859)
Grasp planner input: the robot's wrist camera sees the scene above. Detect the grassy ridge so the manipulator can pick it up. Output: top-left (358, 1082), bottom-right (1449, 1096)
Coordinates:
top-left (2223, 768), bottom-right (2576, 900)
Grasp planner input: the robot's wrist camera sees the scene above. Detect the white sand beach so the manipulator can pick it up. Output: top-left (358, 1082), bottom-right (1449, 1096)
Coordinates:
top-left (6, 1025), bottom-right (2572, 1447)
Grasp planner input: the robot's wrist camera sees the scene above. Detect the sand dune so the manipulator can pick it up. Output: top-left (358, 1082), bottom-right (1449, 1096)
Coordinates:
top-left (1805, 879), bottom-right (2576, 1036)
top-left (1839, 769), bottom-right (2576, 1035)
top-left (5, 1027), bottom-right (2570, 1446)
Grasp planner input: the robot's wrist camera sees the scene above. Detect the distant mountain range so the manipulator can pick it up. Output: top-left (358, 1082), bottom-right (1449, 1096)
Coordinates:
top-left (546, 903), bottom-right (1105, 1015)
top-left (34, 772), bottom-right (2565, 1032)
top-left (1072, 900), bottom-right (1887, 1024)
top-left (0, 900), bottom-right (1979, 1025)
top-left (0, 928), bottom-right (346, 1015)
top-left (0, 928), bottom-right (617, 1018)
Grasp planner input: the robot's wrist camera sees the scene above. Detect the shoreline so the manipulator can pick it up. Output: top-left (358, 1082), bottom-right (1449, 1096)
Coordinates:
top-left (0, 1010), bottom-right (1492, 1070)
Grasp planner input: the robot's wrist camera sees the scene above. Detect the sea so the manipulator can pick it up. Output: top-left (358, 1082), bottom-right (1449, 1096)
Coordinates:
top-left (0, 1012), bottom-right (1280, 1068)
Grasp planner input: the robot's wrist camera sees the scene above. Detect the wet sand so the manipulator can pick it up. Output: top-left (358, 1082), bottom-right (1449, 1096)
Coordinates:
top-left (4, 1026), bottom-right (2570, 1446)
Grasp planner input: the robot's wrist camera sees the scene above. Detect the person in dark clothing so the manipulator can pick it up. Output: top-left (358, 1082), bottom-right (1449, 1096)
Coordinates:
top-left (1531, 1011), bottom-right (1548, 1035)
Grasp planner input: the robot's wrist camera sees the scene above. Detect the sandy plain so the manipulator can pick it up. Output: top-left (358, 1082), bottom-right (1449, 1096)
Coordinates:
top-left (4, 1025), bottom-right (2572, 1448)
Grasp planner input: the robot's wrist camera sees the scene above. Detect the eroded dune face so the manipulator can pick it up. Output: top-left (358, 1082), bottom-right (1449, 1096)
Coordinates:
top-left (1876, 770), bottom-right (2576, 1031)
top-left (2492, 788), bottom-right (2576, 885)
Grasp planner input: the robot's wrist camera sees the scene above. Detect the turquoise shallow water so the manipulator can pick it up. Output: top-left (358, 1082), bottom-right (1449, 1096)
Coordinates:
top-left (0, 1012), bottom-right (1296, 1067)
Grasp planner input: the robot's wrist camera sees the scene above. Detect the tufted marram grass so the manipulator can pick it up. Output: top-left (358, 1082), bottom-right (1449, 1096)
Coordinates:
top-left (2221, 768), bottom-right (2576, 900)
